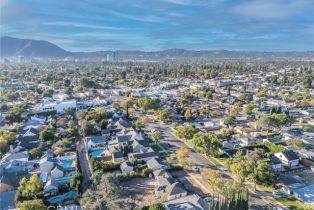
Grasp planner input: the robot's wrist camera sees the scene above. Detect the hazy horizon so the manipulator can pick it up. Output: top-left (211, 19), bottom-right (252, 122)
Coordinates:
top-left (1, 0), bottom-right (314, 52)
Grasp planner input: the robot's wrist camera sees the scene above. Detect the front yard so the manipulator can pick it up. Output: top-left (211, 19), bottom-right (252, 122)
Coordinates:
top-left (275, 195), bottom-right (313, 210)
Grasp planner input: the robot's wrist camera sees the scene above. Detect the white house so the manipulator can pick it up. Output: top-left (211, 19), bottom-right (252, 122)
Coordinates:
top-left (271, 156), bottom-right (282, 172)
top-left (274, 150), bottom-right (299, 169)
top-left (39, 100), bottom-right (77, 114)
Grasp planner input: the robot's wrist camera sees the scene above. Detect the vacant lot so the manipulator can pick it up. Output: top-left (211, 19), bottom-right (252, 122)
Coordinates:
top-left (118, 177), bottom-right (160, 209)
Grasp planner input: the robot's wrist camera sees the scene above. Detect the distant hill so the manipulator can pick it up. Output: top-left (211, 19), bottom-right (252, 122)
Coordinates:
top-left (0, 36), bottom-right (71, 58)
top-left (1, 36), bottom-right (314, 61)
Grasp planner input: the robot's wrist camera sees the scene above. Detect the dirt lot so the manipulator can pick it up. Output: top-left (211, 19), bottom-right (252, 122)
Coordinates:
top-left (170, 169), bottom-right (213, 196)
top-left (118, 177), bottom-right (160, 209)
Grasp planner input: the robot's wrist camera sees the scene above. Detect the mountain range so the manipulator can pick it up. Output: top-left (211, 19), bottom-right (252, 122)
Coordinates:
top-left (1, 36), bottom-right (314, 61)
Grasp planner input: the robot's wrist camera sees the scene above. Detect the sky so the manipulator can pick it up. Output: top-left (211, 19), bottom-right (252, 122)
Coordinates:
top-left (1, 0), bottom-right (314, 52)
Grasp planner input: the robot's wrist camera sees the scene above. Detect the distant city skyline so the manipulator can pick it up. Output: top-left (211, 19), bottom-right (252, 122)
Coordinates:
top-left (1, 0), bottom-right (314, 52)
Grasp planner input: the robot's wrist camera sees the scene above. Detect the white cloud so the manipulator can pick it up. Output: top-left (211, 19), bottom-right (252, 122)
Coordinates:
top-left (232, 0), bottom-right (310, 20)
top-left (107, 10), bottom-right (164, 23)
top-left (42, 21), bottom-right (126, 30)
top-left (163, 0), bottom-right (207, 6)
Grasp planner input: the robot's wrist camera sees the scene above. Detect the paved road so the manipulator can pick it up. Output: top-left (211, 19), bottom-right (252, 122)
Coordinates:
top-left (143, 117), bottom-right (213, 167)
top-left (77, 138), bottom-right (92, 194)
top-left (138, 113), bottom-right (287, 210)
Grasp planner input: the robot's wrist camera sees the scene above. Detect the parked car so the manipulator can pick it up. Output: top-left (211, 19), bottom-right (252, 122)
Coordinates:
top-left (192, 165), bottom-right (201, 172)
top-left (273, 190), bottom-right (285, 196)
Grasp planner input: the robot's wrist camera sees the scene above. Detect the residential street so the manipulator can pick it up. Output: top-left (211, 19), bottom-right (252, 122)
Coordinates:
top-left (77, 137), bottom-right (92, 194)
top-left (139, 113), bottom-right (288, 210)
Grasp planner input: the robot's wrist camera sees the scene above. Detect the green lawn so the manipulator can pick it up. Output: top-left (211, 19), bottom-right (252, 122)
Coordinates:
top-left (208, 157), bottom-right (222, 166)
top-left (275, 196), bottom-right (310, 210)
top-left (256, 184), bottom-right (275, 192)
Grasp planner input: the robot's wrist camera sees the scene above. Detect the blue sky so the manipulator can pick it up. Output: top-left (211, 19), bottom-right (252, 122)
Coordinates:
top-left (1, 0), bottom-right (314, 52)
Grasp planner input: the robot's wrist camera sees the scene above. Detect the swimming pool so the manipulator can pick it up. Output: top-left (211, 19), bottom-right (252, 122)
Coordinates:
top-left (90, 149), bottom-right (105, 158)
top-left (48, 191), bottom-right (77, 204)
top-left (62, 161), bottom-right (74, 169)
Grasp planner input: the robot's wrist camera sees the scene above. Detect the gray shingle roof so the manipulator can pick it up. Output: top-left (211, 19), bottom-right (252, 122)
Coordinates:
top-left (166, 182), bottom-right (187, 196)
top-left (0, 190), bottom-right (17, 210)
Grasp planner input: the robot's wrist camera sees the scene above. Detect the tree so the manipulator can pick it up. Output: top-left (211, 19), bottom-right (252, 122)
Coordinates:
top-left (175, 125), bottom-right (197, 140)
top-left (223, 115), bottom-right (235, 127)
top-left (149, 203), bottom-right (165, 210)
top-left (244, 103), bottom-right (255, 115)
top-left (39, 129), bottom-right (54, 142)
top-left (80, 173), bottom-right (120, 210)
top-left (199, 105), bottom-right (209, 117)
top-left (18, 199), bottom-right (46, 210)
top-left (5, 103), bottom-right (28, 123)
top-left (29, 148), bottom-right (42, 159)
top-left (1, 89), bottom-right (18, 102)
top-left (64, 107), bottom-right (76, 116)
top-left (208, 190), bottom-right (249, 210)
top-left (70, 172), bottom-right (83, 190)
top-left (80, 120), bottom-right (97, 136)
top-left (150, 131), bottom-right (161, 145)
top-left (80, 77), bottom-right (97, 88)
top-left (256, 115), bottom-right (274, 136)
top-left (137, 97), bottom-right (160, 111)
top-left (0, 131), bottom-right (16, 153)
top-left (156, 109), bottom-right (170, 122)
top-left (18, 174), bottom-right (43, 200)
top-left (202, 168), bottom-right (221, 192)
top-left (192, 132), bottom-right (222, 156)
top-left (184, 108), bottom-right (192, 121)
top-left (254, 160), bottom-right (275, 186)
top-left (230, 161), bottom-right (250, 182)
top-left (160, 193), bottom-right (168, 202)
top-left (67, 120), bottom-right (79, 137)
top-left (99, 119), bottom-right (108, 130)
top-left (122, 97), bottom-right (134, 117)
top-left (61, 138), bottom-right (71, 148)
top-left (177, 147), bottom-right (189, 165)
top-left (249, 160), bottom-right (275, 191)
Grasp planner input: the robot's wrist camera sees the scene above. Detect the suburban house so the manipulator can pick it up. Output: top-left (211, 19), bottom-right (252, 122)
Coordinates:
top-left (165, 182), bottom-right (188, 200)
top-left (153, 169), bottom-right (171, 180)
top-left (163, 194), bottom-right (209, 210)
top-left (112, 151), bottom-right (124, 162)
top-left (50, 165), bottom-right (64, 180)
top-left (85, 136), bottom-right (106, 149)
top-left (39, 153), bottom-right (56, 173)
top-left (120, 161), bottom-right (133, 173)
top-left (39, 100), bottom-right (77, 114)
top-left (0, 190), bottom-right (17, 210)
top-left (147, 158), bottom-right (167, 171)
top-left (128, 151), bottom-right (159, 162)
top-left (0, 163), bottom-right (31, 193)
top-left (270, 156), bottom-right (282, 172)
top-left (1, 151), bottom-right (29, 163)
top-left (274, 150), bottom-right (299, 169)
